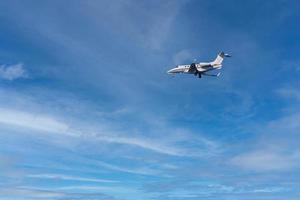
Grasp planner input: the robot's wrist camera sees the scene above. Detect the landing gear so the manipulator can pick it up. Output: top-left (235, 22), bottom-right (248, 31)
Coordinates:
top-left (194, 72), bottom-right (201, 78)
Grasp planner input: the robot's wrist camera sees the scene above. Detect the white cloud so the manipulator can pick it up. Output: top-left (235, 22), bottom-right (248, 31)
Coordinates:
top-left (94, 135), bottom-right (184, 156)
top-left (253, 187), bottom-right (288, 193)
top-left (0, 105), bottom-right (218, 158)
top-left (90, 129), bottom-right (221, 158)
top-left (0, 108), bottom-right (69, 134)
top-left (277, 87), bottom-right (300, 101)
top-left (0, 105), bottom-right (217, 158)
top-left (27, 173), bottom-right (117, 183)
top-left (231, 149), bottom-right (300, 171)
top-left (230, 85), bottom-right (300, 172)
top-left (0, 63), bottom-right (27, 80)
top-left (57, 185), bottom-right (139, 196)
top-left (0, 188), bottom-right (63, 199)
top-left (267, 112), bottom-right (300, 133)
top-left (94, 159), bottom-right (162, 176)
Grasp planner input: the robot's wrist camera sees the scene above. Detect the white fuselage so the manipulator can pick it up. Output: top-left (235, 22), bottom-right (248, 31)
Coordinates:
top-left (167, 62), bottom-right (221, 74)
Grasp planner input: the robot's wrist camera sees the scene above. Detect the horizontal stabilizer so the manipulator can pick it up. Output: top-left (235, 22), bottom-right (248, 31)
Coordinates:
top-left (203, 72), bottom-right (221, 77)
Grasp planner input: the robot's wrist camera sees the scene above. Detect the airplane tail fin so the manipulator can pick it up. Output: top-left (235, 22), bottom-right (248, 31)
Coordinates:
top-left (212, 52), bottom-right (231, 66)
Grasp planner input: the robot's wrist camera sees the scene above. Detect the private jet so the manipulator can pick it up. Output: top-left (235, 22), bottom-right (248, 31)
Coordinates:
top-left (167, 52), bottom-right (231, 78)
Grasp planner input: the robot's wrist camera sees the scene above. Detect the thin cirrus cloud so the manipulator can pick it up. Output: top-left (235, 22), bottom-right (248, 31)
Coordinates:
top-left (93, 159), bottom-right (163, 176)
top-left (0, 85), bottom-right (219, 158)
top-left (230, 117), bottom-right (300, 172)
top-left (0, 63), bottom-right (27, 80)
top-left (0, 108), bottom-right (69, 134)
top-left (0, 106), bottom-right (217, 158)
top-left (94, 135), bottom-right (185, 156)
top-left (230, 87), bottom-right (300, 172)
top-left (277, 87), bottom-right (300, 100)
top-left (0, 186), bottom-right (115, 200)
top-left (27, 173), bottom-right (118, 183)
top-left (0, 187), bottom-right (63, 199)
top-left (230, 150), bottom-right (300, 171)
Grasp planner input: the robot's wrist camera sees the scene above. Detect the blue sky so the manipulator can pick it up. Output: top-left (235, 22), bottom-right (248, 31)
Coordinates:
top-left (0, 0), bottom-right (300, 199)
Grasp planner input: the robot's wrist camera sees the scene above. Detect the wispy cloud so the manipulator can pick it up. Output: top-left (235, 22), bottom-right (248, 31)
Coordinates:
top-left (230, 86), bottom-right (300, 172)
top-left (143, 180), bottom-right (289, 199)
top-left (0, 108), bottom-right (69, 134)
top-left (230, 149), bottom-right (300, 171)
top-left (0, 187), bottom-right (118, 200)
top-left (276, 87), bottom-right (300, 101)
top-left (93, 160), bottom-right (162, 176)
top-left (0, 94), bottom-right (219, 158)
top-left (229, 113), bottom-right (300, 172)
top-left (0, 188), bottom-right (64, 199)
top-left (94, 135), bottom-right (186, 156)
top-left (90, 130), bottom-right (220, 158)
top-left (27, 173), bottom-right (118, 183)
top-left (0, 63), bottom-right (27, 80)
top-left (252, 187), bottom-right (289, 193)
top-left (57, 185), bottom-right (136, 194)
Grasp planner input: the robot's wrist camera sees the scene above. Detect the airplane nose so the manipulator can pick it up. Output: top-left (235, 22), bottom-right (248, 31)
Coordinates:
top-left (167, 68), bottom-right (175, 74)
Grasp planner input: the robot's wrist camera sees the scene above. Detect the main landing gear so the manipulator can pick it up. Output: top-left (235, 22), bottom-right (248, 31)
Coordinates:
top-left (194, 72), bottom-right (202, 78)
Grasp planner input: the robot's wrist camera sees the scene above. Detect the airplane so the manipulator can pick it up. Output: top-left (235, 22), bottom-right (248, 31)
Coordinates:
top-left (167, 52), bottom-right (231, 78)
